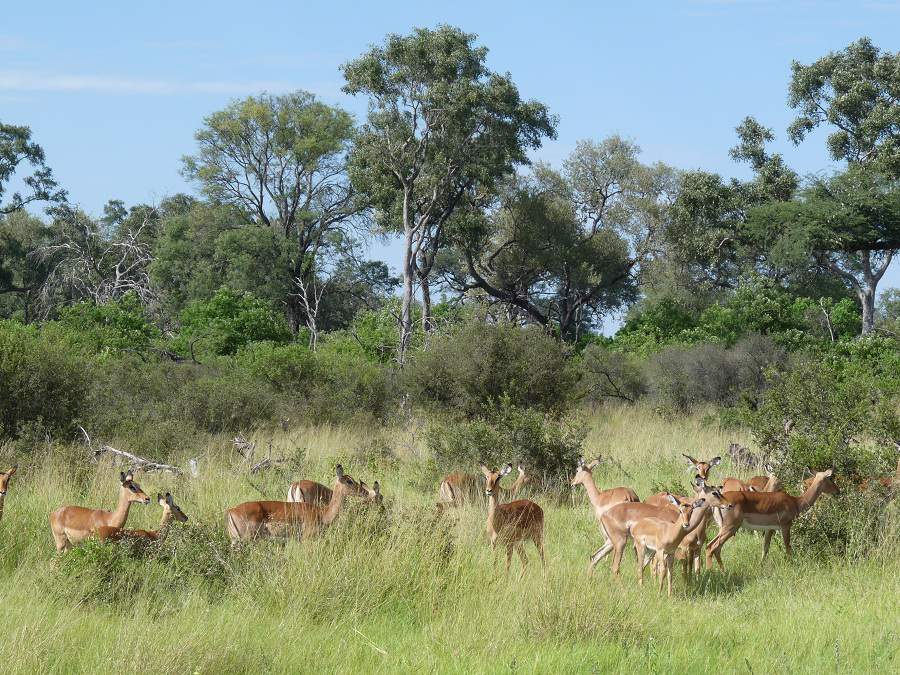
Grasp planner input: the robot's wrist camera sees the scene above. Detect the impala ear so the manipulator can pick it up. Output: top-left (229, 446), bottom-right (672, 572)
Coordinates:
top-left (120, 471), bottom-right (127, 483)
top-left (166, 492), bottom-right (174, 505)
top-left (479, 464), bottom-right (491, 477)
top-left (373, 481), bottom-right (381, 495)
top-left (666, 494), bottom-right (679, 506)
top-left (500, 464), bottom-right (513, 477)
top-left (682, 453), bottom-right (698, 465)
top-left (825, 468), bottom-right (834, 477)
top-left (335, 464), bottom-right (344, 479)
top-left (124, 471), bottom-right (134, 482)
top-left (709, 456), bottom-right (721, 466)
top-left (576, 457), bottom-right (585, 468)
top-left (765, 463), bottom-right (775, 473)
top-left (586, 457), bottom-right (601, 470)
top-left (6, 466), bottom-right (16, 476)
top-left (692, 498), bottom-right (706, 508)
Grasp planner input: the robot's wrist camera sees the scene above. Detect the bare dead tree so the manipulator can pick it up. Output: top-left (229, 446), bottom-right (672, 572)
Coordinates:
top-left (292, 273), bottom-right (328, 350)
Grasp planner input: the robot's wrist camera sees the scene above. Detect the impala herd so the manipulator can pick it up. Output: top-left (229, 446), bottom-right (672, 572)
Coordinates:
top-left (0, 450), bottom-right (896, 597)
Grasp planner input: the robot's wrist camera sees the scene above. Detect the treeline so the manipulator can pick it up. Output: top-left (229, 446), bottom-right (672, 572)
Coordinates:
top-left (1, 29), bottom-right (899, 483)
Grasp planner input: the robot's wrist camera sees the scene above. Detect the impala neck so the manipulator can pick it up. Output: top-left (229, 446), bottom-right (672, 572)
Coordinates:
top-left (321, 483), bottom-right (346, 526)
top-left (156, 510), bottom-right (173, 540)
top-left (670, 504), bottom-right (708, 546)
top-left (109, 488), bottom-right (134, 529)
top-left (581, 472), bottom-right (604, 506)
top-left (797, 476), bottom-right (826, 513)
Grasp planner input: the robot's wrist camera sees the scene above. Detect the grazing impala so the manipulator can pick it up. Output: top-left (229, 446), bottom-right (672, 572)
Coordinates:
top-left (96, 492), bottom-right (188, 542)
top-left (682, 454), bottom-right (721, 481)
top-left (706, 468), bottom-right (840, 569)
top-left (481, 464), bottom-right (544, 577)
top-left (226, 465), bottom-right (380, 544)
top-left (50, 471), bottom-right (151, 552)
top-left (631, 496), bottom-right (708, 597)
top-left (437, 471), bottom-right (484, 507)
top-left (287, 467), bottom-right (373, 505)
top-left (572, 456), bottom-right (640, 571)
top-left (0, 466), bottom-right (17, 523)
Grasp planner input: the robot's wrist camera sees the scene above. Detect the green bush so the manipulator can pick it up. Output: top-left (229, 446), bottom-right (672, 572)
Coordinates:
top-left (0, 320), bottom-right (91, 439)
top-left (579, 343), bottom-right (647, 404)
top-left (407, 320), bottom-right (575, 416)
top-left (56, 293), bottom-right (160, 354)
top-left (426, 397), bottom-right (585, 478)
top-left (172, 371), bottom-right (281, 433)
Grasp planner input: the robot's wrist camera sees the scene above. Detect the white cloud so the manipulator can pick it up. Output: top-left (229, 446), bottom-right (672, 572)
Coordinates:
top-left (0, 71), bottom-right (294, 95)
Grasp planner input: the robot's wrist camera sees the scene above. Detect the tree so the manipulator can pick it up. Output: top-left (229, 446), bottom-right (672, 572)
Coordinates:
top-left (343, 25), bottom-right (556, 362)
top-left (446, 137), bottom-right (675, 340)
top-left (182, 92), bottom-right (361, 331)
top-left (747, 164), bottom-right (900, 333)
top-left (0, 123), bottom-right (66, 216)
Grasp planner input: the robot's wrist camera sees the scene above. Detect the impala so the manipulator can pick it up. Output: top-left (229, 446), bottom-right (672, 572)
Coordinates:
top-left (572, 456), bottom-right (640, 572)
top-left (0, 466), bottom-right (16, 523)
top-left (510, 463), bottom-right (532, 497)
top-left (481, 464), bottom-right (544, 577)
top-left (599, 479), bottom-right (728, 577)
top-left (674, 478), bottom-right (730, 580)
top-left (50, 471), bottom-right (151, 552)
top-left (437, 471), bottom-right (482, 507)
top-left (682, 454), bottom-right (721, 480)
top-left (287, 467), bottom-right (372, 505)
top-left (96, 492), bottom-right (188, 542)
top-left (631, 496), bottom-right (708, 597)
top-left (706, 468), bottom-right (840, 569)
top-left (226, 465), bottom-right (380, 544)
top-left (722, 464), bottom-right (781, 493)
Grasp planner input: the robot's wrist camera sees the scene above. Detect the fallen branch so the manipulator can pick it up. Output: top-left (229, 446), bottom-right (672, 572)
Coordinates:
top-left (95, 444), bottom-right (183, 474)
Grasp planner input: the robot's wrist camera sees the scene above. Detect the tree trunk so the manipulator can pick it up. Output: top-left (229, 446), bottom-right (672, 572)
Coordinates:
top-left (398, 194), bottom-right (415, 365)
top-left (421, 273), bottom-right (433, 333)
top-left (859, 284), bottom-right (876, 335)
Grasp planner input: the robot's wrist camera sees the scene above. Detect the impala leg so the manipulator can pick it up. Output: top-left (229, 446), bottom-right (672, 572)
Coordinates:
top-left (635, 542), bottom-right (646, 586)
top-left (610, 538), bottom-right (627, 577)
top-left (706, 527), bottom-right (737, 569)
top-left (516, 543), bottom-right (528, 580)
top-left (682, 557), bottom-right (690, 583)
top-left (761, 530), bottom-right (774, 561)
top-left (534, 533), bottom-right (546, 570)
top-left (587, 540), bottom-right (613, 575)
top-left (505, 544), bottom-right (513, 576)
top-left (781, 525), bottom-right (792, 559)
top-left (666, 555), bottom-right (674, 598)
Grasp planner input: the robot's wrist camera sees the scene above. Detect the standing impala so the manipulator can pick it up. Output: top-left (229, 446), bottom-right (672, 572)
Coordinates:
top-left (509, 464), bottom-right (532, 497)
top-left (437, 471), bottom-right (484, 507)
top-left (481, 464), bottom-right (544, 577)
top-left (722, 464), bottom-right (781, 493)
top-left (226, 465), bottom-right (380, 543)
top-left (571, 456), bottom-right (640, 572)
top-left (682, 454), bottom-right (721, 481)
top-left (50, 471), bottom-right (151, 552)
top-left (96, 492), bottom-right (188, 542)
top-left (706, 468), bottom-right (840, 569)
top-left (0, 466), bottom-right (17, 523)
top-left (631, 496), bottom-right (708, 597)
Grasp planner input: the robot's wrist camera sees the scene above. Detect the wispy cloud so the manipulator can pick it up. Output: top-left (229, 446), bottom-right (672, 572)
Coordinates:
top-left (0, 71), bottom-right (294, 95)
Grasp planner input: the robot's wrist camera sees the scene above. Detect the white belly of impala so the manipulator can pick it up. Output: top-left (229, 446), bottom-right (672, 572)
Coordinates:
top-left (742, 522), bottom-right (781, 532)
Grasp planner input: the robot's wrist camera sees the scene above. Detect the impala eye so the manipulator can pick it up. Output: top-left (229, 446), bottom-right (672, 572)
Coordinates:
top-left (128, 484), bottom-right (138, 493)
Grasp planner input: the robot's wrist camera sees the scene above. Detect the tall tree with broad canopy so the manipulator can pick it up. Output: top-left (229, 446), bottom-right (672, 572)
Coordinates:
top-left (342, 25), bottom-right (557, 362)
top-left (747, 37), bottom-right (900, 334)
top-left (445, 136), bottom-right (677, 340)
top-left (181, 92), bottom-right (361, 331)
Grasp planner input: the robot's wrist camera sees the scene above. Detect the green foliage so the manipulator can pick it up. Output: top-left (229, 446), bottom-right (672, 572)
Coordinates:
top-left (578, 343), bottom-right (647, 404)
top-left (745, 357), bottom-right (900, 483)
top-left (57, 293), bottom-right (160, 354)
top-left (407, 319), bottom-right (575, 416)
top-left (426, 397), bottom-right (585, 477)
top-left (175, 288), bottom-right (292, 357)
top-left (172, 371), bottom-right (281, 433)
top-left (0, 122), bottom-right (66, 215)
top-left (0, 320), bottom-right (90, 438)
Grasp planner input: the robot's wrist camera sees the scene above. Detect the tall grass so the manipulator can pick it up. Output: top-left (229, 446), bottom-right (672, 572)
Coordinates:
top-left (0, 407), bottom-right (896, 673)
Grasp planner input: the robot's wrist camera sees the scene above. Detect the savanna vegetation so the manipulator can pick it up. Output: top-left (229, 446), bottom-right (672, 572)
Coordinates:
top-left (0, 27), bottom-right (899, 674)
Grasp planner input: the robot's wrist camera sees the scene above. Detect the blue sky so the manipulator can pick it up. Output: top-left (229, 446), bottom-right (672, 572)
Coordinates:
top-left (2, 0), bottom-right (899, 295)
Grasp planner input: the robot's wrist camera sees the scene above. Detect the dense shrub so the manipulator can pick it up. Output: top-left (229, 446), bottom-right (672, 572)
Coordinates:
top-left (646, 334), bottom-right (784, 414)
top-left (579, 343), bottom-right (647, 404)
top-left (174, 288), bottom-right (292, 357)
top-left (407, 320), bottom-right (575, 416)
top-left (0, 320), bottom-right (91, 439)
top-left (172, 371), bottom-right (281, 433)
top-left (426, 397), bottom-right (585, 478)
top-left (56, 293), bottom-right (160, 354)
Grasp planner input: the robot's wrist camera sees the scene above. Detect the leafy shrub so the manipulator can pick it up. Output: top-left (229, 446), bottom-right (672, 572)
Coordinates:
top-left (174, 288), bottom-right (292, 357)
top-left (305, 342), bottom-right (396, 422)
top-left (56, 293), bottom-right (160, 354)
top-left (172, 371), bottom-right (281, 433)
top-left (234, 341), bottom-right (315, 391)
top-left (407, 319), bottom-right (575, 416)
top-left (426, 397), bottom-right (585, 478)
top-left (0, 320), bottom-right (91, 439)
top-left (579, 343), bottom-right (647, 404)
top-left (647, 334), bottom-right (784, 414)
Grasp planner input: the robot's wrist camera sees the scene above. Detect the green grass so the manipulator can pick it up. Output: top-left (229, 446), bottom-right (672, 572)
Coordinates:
top-left (0, 407), bottom-right (896, 674)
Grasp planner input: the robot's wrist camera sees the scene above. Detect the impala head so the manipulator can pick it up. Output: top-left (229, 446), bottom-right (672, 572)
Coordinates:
top-left (120, 471), bottom-right (151, 504)
top-left (359, 480), bottom-right (383, 506)
top-left (0, 466), bottom-right (16, 496)
top-left (517, 464), bottom-right (526, 477)
top-left (158, 492), bottom-right (188, 522)
top-left (667, 494), bottom-right (706, 529)
top-left (682, 454), bottom-right (721, 480)
top-left (571, 456), bottom-right (601, 487)
top-left (811, 467), bottom-right (840, 495)
top-left (480, 463), bottom-right (513, 496)
top-left (693, 476), bottom-right (732, 509)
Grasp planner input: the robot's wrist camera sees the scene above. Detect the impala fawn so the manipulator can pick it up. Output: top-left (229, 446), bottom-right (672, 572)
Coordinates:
top-left (226, 465), bottom-right (380, 543)
top-left (50, 471), bottom-right (151, 552)
top-left (96, 492), bottom-right (188, 542)
top-left (481, 464), bottom-right (545, 577)
top-left (0, 466), bottom-right (17, 523)
top-left (631, 496), bottom-right (709, 597)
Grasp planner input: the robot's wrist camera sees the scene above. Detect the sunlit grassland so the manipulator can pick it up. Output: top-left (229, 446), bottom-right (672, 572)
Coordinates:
top-left (0, 407), bottom-right (896, 674)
